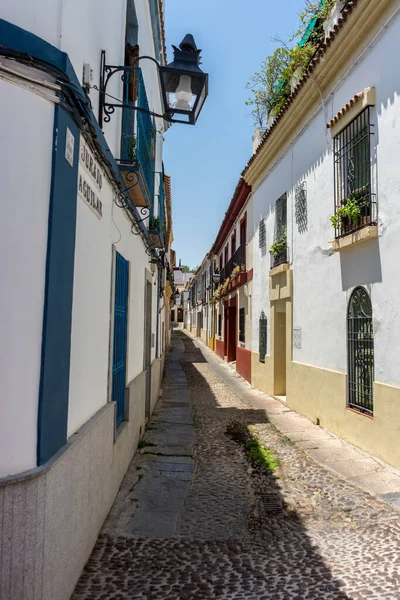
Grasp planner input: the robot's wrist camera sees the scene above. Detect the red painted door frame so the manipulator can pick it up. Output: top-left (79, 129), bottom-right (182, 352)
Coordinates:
top-left (223, 304), bottom-right (228, 357)
top-left (227, 295), bottom-right (237, 362)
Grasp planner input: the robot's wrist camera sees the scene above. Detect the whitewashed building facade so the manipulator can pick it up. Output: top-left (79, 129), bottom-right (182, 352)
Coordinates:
top-left (247, 0), bottom-right (400, 470)
top-left (0, 1), bottom-right (172, 598)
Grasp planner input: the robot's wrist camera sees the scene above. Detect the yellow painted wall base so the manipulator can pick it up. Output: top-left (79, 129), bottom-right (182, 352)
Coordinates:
top-left (287, 361), bottom-right (400, 470)
top-left (251, 352), bottom-right (274, 396)
top-left (208, 336), bottom-right (215, 351)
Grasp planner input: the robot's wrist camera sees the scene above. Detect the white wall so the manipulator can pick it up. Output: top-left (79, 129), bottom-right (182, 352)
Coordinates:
top-left (67, 137), bottom-right (114, 436)
top-left (251, 9), bottom-right (400, 386)
top-left (0, 0), bottom-right (62, 47)
top-left (0, 80), bottom-right (54, 475)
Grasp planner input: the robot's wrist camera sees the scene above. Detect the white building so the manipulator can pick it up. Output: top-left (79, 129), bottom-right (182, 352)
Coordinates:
top-left (0, 1), bottom-right (171, 598)
top-left (247, 0), bottom-right (400, 470)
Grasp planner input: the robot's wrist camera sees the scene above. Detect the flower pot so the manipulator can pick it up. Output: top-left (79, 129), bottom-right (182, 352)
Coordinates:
top-left (237, 272), bottom-right (247, 286)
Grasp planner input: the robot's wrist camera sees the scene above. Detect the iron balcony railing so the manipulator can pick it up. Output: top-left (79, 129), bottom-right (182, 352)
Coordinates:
top-left (220, 244), bottom-right (246, 285)
top-left (270, 245), bottom-right (288, 269)
top-left (119, 67), bottom-right (155, 203)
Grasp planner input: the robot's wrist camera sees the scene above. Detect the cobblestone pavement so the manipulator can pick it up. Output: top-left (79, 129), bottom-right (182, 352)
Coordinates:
top-left (72, 332), bottom-right (400, 600)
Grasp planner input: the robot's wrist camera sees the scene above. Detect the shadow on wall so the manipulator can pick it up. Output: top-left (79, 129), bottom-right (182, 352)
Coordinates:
top-left (173, 331), bottom-right (352, 600)
top-left (340, 238), bottom-right (382, 291)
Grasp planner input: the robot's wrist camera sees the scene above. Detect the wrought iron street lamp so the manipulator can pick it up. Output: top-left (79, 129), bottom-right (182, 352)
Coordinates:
top-left (159, 34), bottom-right (208, 125)
top-left (98, 34), bottom-right (208, 128)
top-left (212, 271), bottom-right (221, 286)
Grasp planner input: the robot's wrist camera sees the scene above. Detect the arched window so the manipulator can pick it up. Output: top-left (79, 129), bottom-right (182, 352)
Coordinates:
top-left (347, 287), bottom-right (374, 415)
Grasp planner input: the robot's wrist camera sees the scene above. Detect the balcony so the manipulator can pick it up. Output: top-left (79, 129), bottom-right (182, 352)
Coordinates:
top-left (118, 68), bottom-right (155, 209)
top-left (219, 244), bottom-right (247, 296)
top-left (332, 188), bottom-right (377, 240)
top-left (148, 177), bottom-right (166, 249)
top-left (270, 245), bottom-right (288, 270)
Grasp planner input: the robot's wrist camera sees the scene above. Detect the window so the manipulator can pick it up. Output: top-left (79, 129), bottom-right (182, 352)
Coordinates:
top-left (218, 314), bottom-right (222, 338)
top-left (271, 194), bottom-right (288, 269)
top-left (259, 311), bottom-right (267, 363)
top-left (347, 287), bottom-right (374, 415)
top-left (231, 232), bottom-right (236, 255)
top-left (333, 107), bottom-right (376, 238)
top-left (240, 216), bottom-right (247, 267)
top-left (239, 308), bottom-right (245, 343)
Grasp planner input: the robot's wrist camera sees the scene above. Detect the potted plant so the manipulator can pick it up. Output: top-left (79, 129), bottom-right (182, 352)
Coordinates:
top-left (231, 265), bottom-right (241, 281)
top-left (149, 216), bottom-right (160, 231)
top-left (269, 227), bottom-right (287, 257)
top-left (221, 277), bottom-right (230, 296)
top-left (330, 195), bottom-right (370, 233)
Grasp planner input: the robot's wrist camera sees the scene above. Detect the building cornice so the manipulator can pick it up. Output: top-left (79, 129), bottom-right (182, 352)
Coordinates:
top-left (212, 179), bottom-right (251, 255)
top-left (243, 0), bottom-right (397, 188)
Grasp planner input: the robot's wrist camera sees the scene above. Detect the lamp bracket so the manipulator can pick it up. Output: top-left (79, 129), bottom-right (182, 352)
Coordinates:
top-left (99, 50), bottom-right (171, 127)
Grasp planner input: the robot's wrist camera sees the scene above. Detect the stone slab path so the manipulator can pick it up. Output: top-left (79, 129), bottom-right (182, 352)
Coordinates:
top-left (71, 332), bottom-right (400, 600)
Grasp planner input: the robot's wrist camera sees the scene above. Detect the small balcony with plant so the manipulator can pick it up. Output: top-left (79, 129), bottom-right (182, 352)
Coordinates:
top-left (216, 243), bottom-right (247, 298)
top-left (269, 227), bottom-right (288, 270)
top-left (148, 175), bottom-right (166, 249)
top-left (118, 68), bottom-right (155, 209)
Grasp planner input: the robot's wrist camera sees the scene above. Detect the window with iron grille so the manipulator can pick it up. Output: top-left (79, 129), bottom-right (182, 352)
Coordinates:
top-left (347, 287), bottom-right (374, 415)
top-left (218, 314), bottom-right (222, 338)
top-left (259, 311), bottom-right (267, 363)
top-left (239, 308), bottom-right (245, 343)
top-left (270, 193), bottom-right (288, 269)
top-left (333, 107), bottom-right (376, 238)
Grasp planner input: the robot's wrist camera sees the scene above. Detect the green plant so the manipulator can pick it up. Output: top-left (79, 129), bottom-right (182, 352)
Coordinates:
top-left (269, 227), bottom-right (287, 257)
top-left (126, 134), bottom-right (137, 162)
top-left (222, 277), bottom-right (230, 293)
top-left (245, 0), bottom-right (335, 126)
top-left (231, 265), bottom-right (241, 280)
top-left (330, 195), bottom-right (363, 229)
top-left (214, 285), bottom-right (222, 300)
top-left (245, 435), bottom-right (281, 472)
top-left (149, 216), bottom-right (160, 230)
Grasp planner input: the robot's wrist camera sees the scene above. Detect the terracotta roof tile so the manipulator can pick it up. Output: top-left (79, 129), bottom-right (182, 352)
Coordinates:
top-left (326, 93), bottom-right (363, 128)
top-left (242, 0), bottom-right (360, 177)
top-left (158, 0), bottom-right (167, 65)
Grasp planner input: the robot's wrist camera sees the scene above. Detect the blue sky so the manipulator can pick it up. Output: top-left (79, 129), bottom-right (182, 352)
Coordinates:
top-left (164, 0), bottom-right (304, 270)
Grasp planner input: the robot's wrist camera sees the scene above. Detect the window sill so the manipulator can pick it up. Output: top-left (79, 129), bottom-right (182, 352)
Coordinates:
top-left (347, 406), bottom-right (374, 420)
top-left (331, 224), bottom-right (378, 252)
top-left (269, 263), bottom-right (290, 277)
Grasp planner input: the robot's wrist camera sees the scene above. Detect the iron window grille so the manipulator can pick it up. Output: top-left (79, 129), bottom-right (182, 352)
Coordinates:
top-left (239, 308), bottom-right (245, 343)
top-left (347, 287), bottom-right (374, 415)
top-left (259, 311), bottom-right (267, 363)
top-left (218, 314), bottom-right (222, 338)
top-left (270, 194), bottom-right (288, 269)
top-left (333, 107), bottom-right (376, 238)
top-left (259, 218), bottom-right (266, 254)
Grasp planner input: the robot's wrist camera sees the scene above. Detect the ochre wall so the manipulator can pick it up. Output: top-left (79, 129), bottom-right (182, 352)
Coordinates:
top-left (251, 353), bottom-right (274, 396)
top-left (287, 361), bottom-right (400, 470)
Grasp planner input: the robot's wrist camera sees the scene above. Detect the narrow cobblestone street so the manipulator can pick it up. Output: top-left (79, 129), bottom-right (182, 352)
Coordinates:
top-left (72, 332), bottom-right (400, 600)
